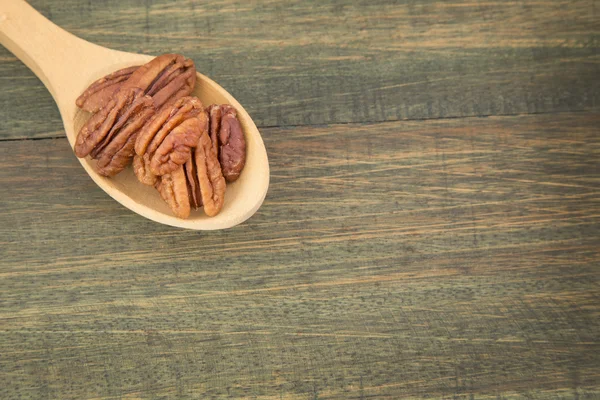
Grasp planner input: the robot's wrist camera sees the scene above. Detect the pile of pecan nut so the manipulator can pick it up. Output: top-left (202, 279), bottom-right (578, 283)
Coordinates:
top-left (73, 54), bottom-right (246, 219)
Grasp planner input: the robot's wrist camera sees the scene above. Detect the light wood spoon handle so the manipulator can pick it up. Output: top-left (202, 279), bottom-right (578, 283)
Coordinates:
top-left (0, 0), bottom-right (140, 111)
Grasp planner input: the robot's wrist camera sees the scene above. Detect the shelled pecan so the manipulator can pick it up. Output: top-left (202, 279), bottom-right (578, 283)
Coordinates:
top-left (155, 166), bottom-right (191, 219)
top-left (76, 54), bottom-right (195, 114)
top-left (76, 66), bottom-right (139, 113)
top-left (132, 153), bottom-right (158, 186)
top-left (123, 53), bottom-right (196, 110)
top-left (135, 96), bottom-right (206, 176)
top-left (208, 104), bottom-right (246, 182)
top-left (155, 130), bottom-right (226, 218)
top-left (75, 88), bottom-right (155, 176)
top-left (192, 128), bottom-right (227, 216)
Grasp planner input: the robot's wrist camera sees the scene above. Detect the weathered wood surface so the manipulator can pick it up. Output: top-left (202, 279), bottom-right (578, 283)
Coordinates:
top-left (2, 0), bottom-right (600, 398)
top-left (1, 0), bottom-right (599, 139)
top-left (1, 112), bottom-right (599, 398)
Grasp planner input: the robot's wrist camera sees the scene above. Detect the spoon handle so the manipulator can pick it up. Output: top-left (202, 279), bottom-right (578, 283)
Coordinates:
top-left (0, 0), bottom-right (136, 108)
top-left (0, 1), bottom-right (86, 99)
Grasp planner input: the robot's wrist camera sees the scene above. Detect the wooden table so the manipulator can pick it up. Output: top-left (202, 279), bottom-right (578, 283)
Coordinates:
top-left (1, 1), bottom-right (599, 398)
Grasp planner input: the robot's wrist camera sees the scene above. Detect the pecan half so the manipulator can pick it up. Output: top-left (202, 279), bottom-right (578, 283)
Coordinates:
top-left (155, 166), bottom-right (191, 219)
top-left (194, 129), bottom-right (226, 217)
top-left (154, 130), bottom-right (226, 218)
top-left (76, 66), bottom-right (139, 113)
top-left (124, 54), bottom-right (196, 110)
top-left (207, 104), bottom-right (223, 156)
top-left (151, 116), bottom-right (207, 176)
top-left (184, 155), bottom-right (202, 210)
top-left (135, 96), bottom-right (206, 176)
top-left (208, 104), bottom-right (246, 182)
top-left (133, 153), bottom-right (158, 186)
top-left (75, 88), bottom-right (155, 176)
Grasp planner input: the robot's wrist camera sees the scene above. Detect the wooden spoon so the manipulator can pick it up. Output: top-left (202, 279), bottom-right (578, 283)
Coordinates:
top-left (0, 0), bottom-right (269, 230)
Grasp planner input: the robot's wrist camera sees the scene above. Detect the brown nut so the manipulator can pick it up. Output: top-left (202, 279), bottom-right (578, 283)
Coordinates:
top-left (207, 104), bottom-right (222, 156)
top-left (208, 104), bottom-right (246, 182)
top-left (133, 153), bottom-right (158, 186)
top-left (135, 96), bottom-right (206, 176)
top-left (150, 116), bottom-right (207, 177)
top-left (124, 54), bottom-right (196, 110)
top-left (155, 166), bottom-right (191, 219)
top-left (194, 129), bottom-right (226, 217)
top-left (75, 66), bottom-right (139, 113)
top-left (77, 54), bottom-right (195, 113)
top-left (154, 130), bottom-right (226, 218)
top-left (75, 88), bottom-right (155, 177)
top-left (184, 154), bottom-right (202, 210)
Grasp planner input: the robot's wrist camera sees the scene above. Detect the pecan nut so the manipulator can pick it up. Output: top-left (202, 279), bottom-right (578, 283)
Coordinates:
top-left (184, 154), bottom-right (202, 210)
top-left (208, 104), bottom-right (246, 182)
top-left (133, 153), bottom-right (158, 186)
top-left (76, 66), bottom-right (139, 113)
top-left (76, 54), bottom-right (195, 114)
top-left (193, 129), bottom-right (227, 217)
top-left (75, 88), bottom-right (155, 176)
top-left (135, 96), bottom-right (206, 176)
top-left (154, 130), bottom-right (226, 218)
top-left (155, 166), bottom-right (191, 219)
top-left (124, 54), bottom-right (196, 110)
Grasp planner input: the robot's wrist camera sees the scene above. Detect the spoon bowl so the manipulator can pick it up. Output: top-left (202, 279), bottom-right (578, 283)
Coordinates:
top-left (0, 0), bottom-right (269, 230)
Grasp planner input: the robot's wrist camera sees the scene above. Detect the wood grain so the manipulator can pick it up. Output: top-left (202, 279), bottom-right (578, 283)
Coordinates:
top-left (1, 0), bottom-right (599, 140)
top-left (1, 112), bottom-right (599, 399)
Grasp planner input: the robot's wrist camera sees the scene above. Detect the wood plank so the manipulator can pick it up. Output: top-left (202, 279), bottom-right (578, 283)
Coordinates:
top-left (1, 112), bottom-right (599, 398)
top-left (1, 0), bottom-right (599, 140)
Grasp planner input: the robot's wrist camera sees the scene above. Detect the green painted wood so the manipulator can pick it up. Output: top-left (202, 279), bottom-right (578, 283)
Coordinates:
top-left (1, 0), bottom-right (599, 140)
top-left (1, 113), bottom-right (599, 399)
